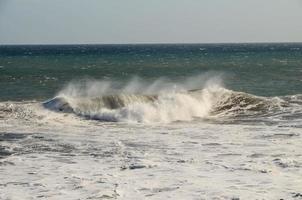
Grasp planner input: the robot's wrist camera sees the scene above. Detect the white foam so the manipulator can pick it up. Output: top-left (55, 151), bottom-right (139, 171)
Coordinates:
top-left (84, 91), bottom-right (213, 123)
top-left (53, 75), bottom-right (224, 123)
top-left (1, 77), bottom-right (302, 199)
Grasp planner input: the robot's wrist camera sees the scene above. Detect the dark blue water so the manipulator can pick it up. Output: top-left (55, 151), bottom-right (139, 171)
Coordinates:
top-left (1, 43), bottom-right (302, 101)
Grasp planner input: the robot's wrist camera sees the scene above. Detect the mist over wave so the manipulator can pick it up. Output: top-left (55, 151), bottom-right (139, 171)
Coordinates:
top-left (40, 75), bottom-right (302, 123)
top-left (58, 73), bottom-right (224, 98)
top-left (44, 75), bottom-right (222, 123)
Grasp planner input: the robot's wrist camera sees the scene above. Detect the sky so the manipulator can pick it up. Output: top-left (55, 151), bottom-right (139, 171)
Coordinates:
top-left (0, 0), bottom-right (302, 44)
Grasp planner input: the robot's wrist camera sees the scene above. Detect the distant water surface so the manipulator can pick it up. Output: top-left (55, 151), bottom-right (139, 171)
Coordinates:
top-left (1, 43), bottom-right (302, 100)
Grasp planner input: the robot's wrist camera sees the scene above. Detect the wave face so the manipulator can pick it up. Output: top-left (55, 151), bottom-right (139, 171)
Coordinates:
top-left (43, 92), bottom-right (211, 123)
top-left (42, 79), bottom-right (301, 123)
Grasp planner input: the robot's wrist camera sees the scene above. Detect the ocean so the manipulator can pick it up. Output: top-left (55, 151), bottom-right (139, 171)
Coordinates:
top-left (0, 43), bottom-right (302, 199)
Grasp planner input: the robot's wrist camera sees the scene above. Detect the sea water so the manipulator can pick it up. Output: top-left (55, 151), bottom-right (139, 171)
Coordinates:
top-left (0, 44), bottom-right (302, 199)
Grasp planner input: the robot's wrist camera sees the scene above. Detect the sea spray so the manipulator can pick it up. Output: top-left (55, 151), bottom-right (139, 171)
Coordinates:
top-left (43, 75), bottom-right (223, 122)
top-left (41, 75), bottom-right (294, 123)
top-left (57, 73), bottom-right (225, 98)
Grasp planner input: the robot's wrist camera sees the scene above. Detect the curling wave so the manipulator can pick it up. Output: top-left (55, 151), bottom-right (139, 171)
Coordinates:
top-left (42, 86), bottom-right (299, 123)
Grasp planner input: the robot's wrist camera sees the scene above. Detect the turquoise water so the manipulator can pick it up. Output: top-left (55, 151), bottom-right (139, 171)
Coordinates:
top-left (0, 43), bottom-right (302, 101)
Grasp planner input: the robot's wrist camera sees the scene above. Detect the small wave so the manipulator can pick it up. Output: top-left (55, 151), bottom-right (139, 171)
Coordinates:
top-left (212, 89), bottom-right (288, 117)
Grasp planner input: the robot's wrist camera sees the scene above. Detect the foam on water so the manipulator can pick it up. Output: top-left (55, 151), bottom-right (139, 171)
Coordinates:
top-left (1, 44), bottom-right (302, 199)
top-left (0, 76), bottom-right (300, 125)
top-left (1, 77), bottom-right (302, 199)
top-left (38, 77), bottom-right (301, 124)
top-left (42, 76), bottom-right (219, 123)
top-left (1, 103), bottom-right (302, 199)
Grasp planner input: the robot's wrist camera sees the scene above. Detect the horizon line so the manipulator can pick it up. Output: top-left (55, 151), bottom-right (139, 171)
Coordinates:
top-left (1, 41), bottom-right (302, 46)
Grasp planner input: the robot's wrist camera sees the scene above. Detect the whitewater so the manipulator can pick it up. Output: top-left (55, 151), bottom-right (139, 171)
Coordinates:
top-left (1, 43), bottom-right (302, 199)
top-left (1, 78), bottom-right (302, 199)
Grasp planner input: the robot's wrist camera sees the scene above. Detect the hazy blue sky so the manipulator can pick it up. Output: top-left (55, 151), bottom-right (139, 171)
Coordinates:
top-left (1, 0), bottom-right (302, 44)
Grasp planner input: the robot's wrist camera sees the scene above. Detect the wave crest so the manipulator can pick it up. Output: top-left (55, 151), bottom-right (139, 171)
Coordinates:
top-left (43, 86), bottom-right (291, 123)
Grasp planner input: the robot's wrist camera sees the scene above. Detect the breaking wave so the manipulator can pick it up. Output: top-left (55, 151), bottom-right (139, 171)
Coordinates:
top-left (41, 77), bottom-right (301, 123)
